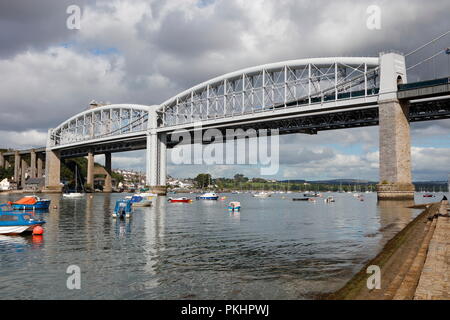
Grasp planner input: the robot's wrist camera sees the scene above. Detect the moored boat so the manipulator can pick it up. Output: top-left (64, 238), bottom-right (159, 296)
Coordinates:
top-left (112, 199), bottom-right (133, 219)
top-left (324, 196), bottom-right (335, 203)
top-left (10, 196), bottom-right (51, 210)
top-left (130, 194), bottom-right (153, 207)
top-left (63, 193), bottom-right (85, 198)
top-left (0, 210), bottom-right (46, 235)
top-left (253, 192), bottom-right (271, 198)
top-left (228, 202), bottom-right (241, 212)
top-left (168, 197), bottom-right (192, 203)
top-left (197, 192), bottom-right (219, 200)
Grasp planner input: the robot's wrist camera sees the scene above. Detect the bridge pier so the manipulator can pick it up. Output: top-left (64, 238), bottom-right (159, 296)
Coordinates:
top-left (376, 52), bottom-right (415, 200)
top-left (14, 151), bottom-right (20, 187)
top-left (37, 154), bottom-right (44, 178)
top-left (30, 149), bottom-right (36, 179)
top-left (0, 152), bottom-right (4, 168)
top-left (87, 149), bottom-right (94, 189)
top-left (44, 149), bottom-right (62, 193)
top-left (146, 129), bottom-right (167, 195)
top-left (103, 152), bottom-right (112, 193)
top-left (21, 158), bottom-right (28, 189)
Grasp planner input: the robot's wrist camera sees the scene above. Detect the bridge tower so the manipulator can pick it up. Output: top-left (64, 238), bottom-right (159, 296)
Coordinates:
top-left (146, 109), bottom-right (167, 195)
top-left (376, 52), bottom-right (415, 200)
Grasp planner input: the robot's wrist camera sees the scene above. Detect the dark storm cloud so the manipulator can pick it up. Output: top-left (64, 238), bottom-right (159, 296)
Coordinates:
top-left (0, 0), bottom-right (89, 58)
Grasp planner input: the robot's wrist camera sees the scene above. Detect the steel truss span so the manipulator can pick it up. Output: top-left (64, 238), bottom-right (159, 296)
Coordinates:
top-left (50, 104), bottom-right (155, 148)
top-left (158, 57), bottom-right (380, 127)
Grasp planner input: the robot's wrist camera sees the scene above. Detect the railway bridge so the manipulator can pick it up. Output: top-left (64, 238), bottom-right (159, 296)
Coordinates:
top-left (1, 52), bottom-right (450, 198)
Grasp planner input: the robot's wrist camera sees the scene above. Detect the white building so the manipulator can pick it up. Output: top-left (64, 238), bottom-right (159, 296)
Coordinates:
top-left (0, 178), bottom-right (10, 191)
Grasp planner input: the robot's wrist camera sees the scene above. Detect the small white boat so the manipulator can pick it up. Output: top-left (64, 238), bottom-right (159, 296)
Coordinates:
top-left (131, 194), bottom-right (154, 207)
top-left (253, 192), bottom-right (271, 198)
top-left (63, 193), bottom-right (85, 198)
top-left (324, 196), bottom-right (335, 203)
top-left (197, 192), bottom-right (219, 200)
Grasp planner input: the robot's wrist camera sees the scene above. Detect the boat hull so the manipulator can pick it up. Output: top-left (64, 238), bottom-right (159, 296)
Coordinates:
top-left (198, 197), bottom-right (219, 200)
top-left (0, 226), bottom-right (30, 235)
top-left (63, 193), bottom-right (85, 198)
top-left (132, 200), bottom-right (152, 207)
top-left (11, 200), bottom-right (50, 210)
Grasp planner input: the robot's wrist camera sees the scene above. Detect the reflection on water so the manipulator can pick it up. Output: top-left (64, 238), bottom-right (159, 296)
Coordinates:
top-left (0, 192), bottom-right (442, 299)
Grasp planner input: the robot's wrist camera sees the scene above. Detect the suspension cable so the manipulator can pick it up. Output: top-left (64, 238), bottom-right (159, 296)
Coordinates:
top-left (406, 48), bottom-right (448, 71)
top-left (405, 29), bottom-right (450, 57)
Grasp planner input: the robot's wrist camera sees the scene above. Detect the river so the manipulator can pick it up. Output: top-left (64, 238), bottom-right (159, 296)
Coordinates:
top-left (0, 191), bottom-right (446, 299)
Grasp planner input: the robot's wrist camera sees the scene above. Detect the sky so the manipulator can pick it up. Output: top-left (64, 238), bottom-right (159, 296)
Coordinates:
top-left (0, 0), bottom-right (449, 181)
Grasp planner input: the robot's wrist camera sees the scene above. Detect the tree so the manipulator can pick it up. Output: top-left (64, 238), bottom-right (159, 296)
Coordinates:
top-left (233, 174), bottom-right (248, 183)
top-left (194, 173), bottom-right (212, 189)
top-left (0, 167), bottom-right (13, 181)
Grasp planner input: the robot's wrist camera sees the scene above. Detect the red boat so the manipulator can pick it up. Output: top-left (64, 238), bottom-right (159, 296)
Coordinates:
top-left (168, 197), bottom-right (192, 203)
top-left (423, 194), bottom-right (434, 198)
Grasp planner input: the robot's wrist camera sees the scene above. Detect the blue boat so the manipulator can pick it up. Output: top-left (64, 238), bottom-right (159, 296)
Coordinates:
top-left (228, 202), bottom-right (241, 212)
top-left (10, 195), bottom-right (51, 211)
top-left (0, 208), bottom-right (46, 235)
top-left (112, 199), bottom-right (133, 219)
top-left (196, 192), bottom-right (219, 200)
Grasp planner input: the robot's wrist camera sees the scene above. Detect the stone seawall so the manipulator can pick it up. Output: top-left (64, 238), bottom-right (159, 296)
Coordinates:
top-left (328, 198), bottom-right (449, 300)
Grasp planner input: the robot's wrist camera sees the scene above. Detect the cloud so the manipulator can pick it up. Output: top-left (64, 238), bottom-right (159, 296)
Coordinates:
top-left (0, 130), bottom-right (47, 149)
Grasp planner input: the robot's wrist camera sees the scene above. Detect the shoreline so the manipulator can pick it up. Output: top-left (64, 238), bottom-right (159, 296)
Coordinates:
top-left (327, 200), bottom-right (448, 300)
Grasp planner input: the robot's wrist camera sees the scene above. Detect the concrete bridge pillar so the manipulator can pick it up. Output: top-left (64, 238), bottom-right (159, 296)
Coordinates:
top-left (146, 132), bottom-right (158, 187)
top-left (21, 158), bottom-right (28, 188)
top-left (103, 152), bottom-right (112, 193)
top-left (37, 154), bottom-right (44, 178)
top-left (44, 149), bottom-right (62, 192)
top-left (158, 133), bottom-right (167, 186)
top-left (376, 52), bottom-right (415, 200)
top-left (145, 110), bottom-right (167, 195)
top-left (14, 151), bottom-right (20, 186)
top-left (87, 149), bottom-right (94, 188)
top-left (0, 152), bottom-right (4, 168)
top-left (30, 149), bottom-right (37, 179)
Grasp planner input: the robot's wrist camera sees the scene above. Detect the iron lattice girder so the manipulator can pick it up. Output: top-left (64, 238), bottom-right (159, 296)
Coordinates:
top-left (164, 98), bottom-right (450, 148)
top-left (51, 97), bottom-right (450, 154)
top-left (59, 138), bottom-right (147, 159)
top-left (159, 58), bottom-right (380, 127)
top-left (409, 98), bottom-right (450, 121)
top-left (50, 104), bottom-right (152, 148)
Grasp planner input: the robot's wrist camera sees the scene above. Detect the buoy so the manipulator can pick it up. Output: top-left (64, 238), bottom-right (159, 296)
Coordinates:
top-left (33, 226), bottom-right (44, 235)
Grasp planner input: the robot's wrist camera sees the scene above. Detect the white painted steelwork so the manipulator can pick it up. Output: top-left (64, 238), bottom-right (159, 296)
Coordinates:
top-left (158, 57), bottom-right (380, 127)
top-left (49, 104), bottom-right (157, 148)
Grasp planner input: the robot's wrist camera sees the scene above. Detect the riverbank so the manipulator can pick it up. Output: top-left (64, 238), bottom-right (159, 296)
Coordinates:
top-left (328, 198), bottom-right (449, 300)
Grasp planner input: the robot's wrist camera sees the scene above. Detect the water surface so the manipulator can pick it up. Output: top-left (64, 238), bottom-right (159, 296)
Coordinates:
top-left (0, 191), bottom-right (443, 299)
